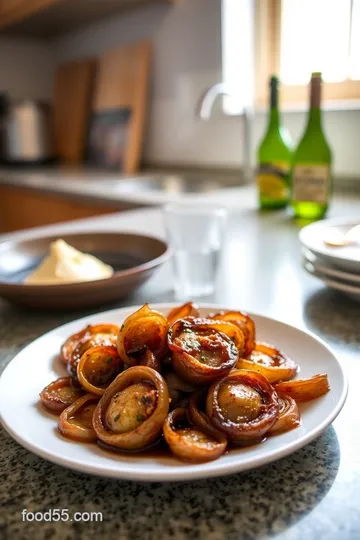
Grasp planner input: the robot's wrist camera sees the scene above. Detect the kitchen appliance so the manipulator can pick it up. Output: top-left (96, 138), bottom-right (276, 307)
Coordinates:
top-left (0, 94), bottom-right (55, 164)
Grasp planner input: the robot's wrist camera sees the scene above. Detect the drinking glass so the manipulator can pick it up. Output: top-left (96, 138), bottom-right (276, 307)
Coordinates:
top-left (164, 203), bottom-right (227, 299)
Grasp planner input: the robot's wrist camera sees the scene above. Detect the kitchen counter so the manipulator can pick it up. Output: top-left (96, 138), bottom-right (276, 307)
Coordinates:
top-left (1, 190), bottom-right (360, 539)
top-left (0, 166), bottom-right (248, 208)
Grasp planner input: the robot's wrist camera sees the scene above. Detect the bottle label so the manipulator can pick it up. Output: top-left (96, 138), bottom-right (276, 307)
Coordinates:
top-left (292, 164), bottom-right (330, 203)
top-left (256, 163), bottom-right (290, 200)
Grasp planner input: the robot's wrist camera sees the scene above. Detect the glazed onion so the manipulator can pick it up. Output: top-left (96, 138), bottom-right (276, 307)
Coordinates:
top-left (93, 366), bottom-right (169, 450)
top-left (206, 369), bottom-right (279, 442)
top-left (164, 371), bottom-right (197, 409)
top-left (168, 317), bottom-right (243, 385)
top-left (274, 374), bottom-right (330, 402)
top-left (167, 302), bottom-right (200, 326)
top-left (210, 310), bottom-right (256, 357)
top-left (66, 324), bottom-right (119, 379)
top-left (77, 345), bottom-right (123, 396)
top-left (236, 342), bottom-right (298, 383)
top-left (117, 304), bottom-right (169, 366)
top-left (58, 393), bottom-right (99, 442)
top-left (268, 392), bottom-right (300, 435)
top-left (163, 408), bottom-right (227, 462)
top-left (40, 377), bottom-right (84, 414)
top-left (61, 324), bottom-right (119, 366)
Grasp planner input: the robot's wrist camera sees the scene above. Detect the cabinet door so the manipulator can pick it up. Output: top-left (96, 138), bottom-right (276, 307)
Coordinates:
top-left (0, 0), bottom-right (27, 16)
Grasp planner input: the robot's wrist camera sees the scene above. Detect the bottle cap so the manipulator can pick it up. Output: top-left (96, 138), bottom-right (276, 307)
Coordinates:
top-left (270, 75), bottom-right (279, 85)
top-left (311, 72), bottom-right (322, 78)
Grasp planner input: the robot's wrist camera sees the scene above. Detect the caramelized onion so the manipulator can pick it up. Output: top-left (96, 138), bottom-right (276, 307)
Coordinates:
top-left (61, 324), bottom-right (119, 366)
top-left (77, 346), bottom-right (123, 396)
top-left (139, 349), bottom-right (162, 373)
top-left (268, 392), bottom-right (300, 435)
top-left (163, 408), bottom-right (227, 462)
top-left (236, 342), bottom-right (298, 383)
top-left (167, 302), bottom-right (200, 326)
top-left (58, 393), bottom-right (99, 442)
top-left (93, 366), bottom-right (169, 450)
top-left (188, 390), bottom-right (227, 441)
top-left (117, 304), bottom-right (169, 366)
top-left (210, 310), bottom-right (255, 357)
top-left (168, 317), bottom-right (243, 385)
top-left (274, 374), bottom-right (330, 402)
top-left (206, 369), bottom-right (279, 442)
top-left (67, 325), bottom-right (119, 379)
top-left (164, 371), bottom-right (197, 408)
top-left (40, 377), bottom-right (84, 414)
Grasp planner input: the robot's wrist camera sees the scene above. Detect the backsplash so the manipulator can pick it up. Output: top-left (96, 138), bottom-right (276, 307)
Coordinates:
top-left (0, 0), bottom-right (359, 178)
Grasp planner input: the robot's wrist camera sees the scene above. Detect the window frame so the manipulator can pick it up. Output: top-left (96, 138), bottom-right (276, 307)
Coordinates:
top-left (255, 0), bottom-right (360, 107)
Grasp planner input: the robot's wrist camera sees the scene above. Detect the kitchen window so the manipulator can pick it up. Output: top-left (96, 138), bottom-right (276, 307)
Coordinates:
top-left (223, 0), bottom-right (360, 112)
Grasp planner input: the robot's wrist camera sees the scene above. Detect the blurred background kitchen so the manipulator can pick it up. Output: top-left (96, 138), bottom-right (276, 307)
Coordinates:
top-left (0, 0), bottom-right (359, 232)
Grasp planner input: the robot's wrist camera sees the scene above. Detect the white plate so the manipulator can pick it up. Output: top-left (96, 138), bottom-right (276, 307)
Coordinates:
top-left (299, 217), bottom-right (360, 273)
top-left (303, 248), bottom-right (360, 283)
top-left (303, 260), bottom-right (360, 302)
top-left (0, 303), bottom-right (347, 482)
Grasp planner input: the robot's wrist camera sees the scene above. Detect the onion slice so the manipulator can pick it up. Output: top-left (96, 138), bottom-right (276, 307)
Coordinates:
top-left (236, 342), bottom-right (298, 383)
top-left (40, 377), bottom-right (84, 414)
top-left (117, 304), bottom-right (169, 366)
top-left (167, 302), bottom-right (200, 325)
top-left (210, 310), bottom-right (256, 357)
top-left (77, 345), bottom-right (123, 395)
top-left (274, 374), bottom-right (330, 402)
top-left (168, 317), bottom-right (243, 385)
top-left (206, 369), bottom-right (279, 442)
top-left (163, 408), bottom-right (227, 462)
top-left (93, 366), bottom-right (169, 451)
top-left (61, 324), bottom-right (119, 366)
top-left (58, 393), bottom-right (99, 442)
top-left (268, 392), bottom-right (300, 435)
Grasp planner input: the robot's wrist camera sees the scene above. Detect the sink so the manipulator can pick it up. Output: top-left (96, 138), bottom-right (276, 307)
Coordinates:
top-left (87, 174), bottom-right (242, 195)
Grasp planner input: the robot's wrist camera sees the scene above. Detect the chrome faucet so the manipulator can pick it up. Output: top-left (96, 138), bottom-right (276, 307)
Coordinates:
top-left (196, 83), bottom-right (252, 184)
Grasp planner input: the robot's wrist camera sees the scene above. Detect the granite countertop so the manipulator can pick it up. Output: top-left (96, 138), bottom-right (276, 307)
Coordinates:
top-left (1, 189), bottom-right (360, 539)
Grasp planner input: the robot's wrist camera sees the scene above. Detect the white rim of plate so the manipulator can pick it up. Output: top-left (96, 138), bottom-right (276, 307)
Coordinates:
top-left (299, 217), bottom-right (360, 265)
top-left (0, 303), bottom-right (348, 481)
top-left (303, 248), bottom-right (360, 283)
top-left (303, 260), bottom-right (360, 295)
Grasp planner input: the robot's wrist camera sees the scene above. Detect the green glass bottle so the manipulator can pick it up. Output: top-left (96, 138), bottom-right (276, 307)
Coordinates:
top-left (291, 72), bottom-right (332, 219)
top-left (256, 76), bottom-right (293, 209)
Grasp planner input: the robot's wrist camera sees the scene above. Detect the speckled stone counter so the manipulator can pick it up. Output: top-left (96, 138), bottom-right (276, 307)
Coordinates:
top-left (1, 191), bottom-right (360, 539)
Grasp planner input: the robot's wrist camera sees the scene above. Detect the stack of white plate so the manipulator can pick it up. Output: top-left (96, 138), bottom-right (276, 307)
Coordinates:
top-left (299, 217), bottom-right (360, 302)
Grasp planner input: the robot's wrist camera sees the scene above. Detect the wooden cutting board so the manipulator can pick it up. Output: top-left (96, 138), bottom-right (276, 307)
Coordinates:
top-left (90, 40), bottom-right (151, 173)
top-left (53, 58), bottom-right (97, 165)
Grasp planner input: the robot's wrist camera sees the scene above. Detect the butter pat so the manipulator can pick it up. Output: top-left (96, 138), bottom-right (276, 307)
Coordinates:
top-left (25, 239), bottom-right (114, 285)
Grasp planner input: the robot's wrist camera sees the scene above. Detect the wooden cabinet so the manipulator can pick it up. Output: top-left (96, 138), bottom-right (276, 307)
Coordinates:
top-left (0, 186), bottom-right (123, 233)
top-left (0, 0), bottom-right (174, 37)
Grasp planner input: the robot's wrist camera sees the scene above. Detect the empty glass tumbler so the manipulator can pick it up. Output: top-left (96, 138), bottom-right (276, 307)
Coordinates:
top-left (164, 204), bottom-right (227, 299)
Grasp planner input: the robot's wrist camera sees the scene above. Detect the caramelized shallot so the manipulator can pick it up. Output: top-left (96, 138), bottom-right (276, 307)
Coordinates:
top-left (206, 369), bottom-right (279, 442)
top-left (93, 366), bottom-right (169, 450)
top-left (66, 324), bottom-right (119, 379)
top-left (58, 393), bottom-right (99, 442)
top-left (77, 345), bottom-right (123, 396)
top-left (40, 377), bottom-right (84, 414)
top-left (236, 342), bottom-right (298, 383)
top-left (168, 317), bottom-right (243, 385)
top-left (163, 408), bottom-right (227, 462)
top-left (117, 304), bottom-right (169, 366)
top-left (167, 302), bottom-right (200, 326)
top-left (210, 310), bottom-right (256, 357)
top-left (274, 374), bottom-right (330, 402)
top-left (268, 392), bottom-right (300, 435)
top-left (61, 324), bottom-right (119, 365)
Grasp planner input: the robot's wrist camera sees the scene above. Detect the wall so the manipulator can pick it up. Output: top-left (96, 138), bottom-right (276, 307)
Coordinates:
top-left (52, 0), bottom-right (246, 168)
top-left (9, 0), bottom-right (352, 178)
top-left (0, 37), bottom-right (54, 101)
